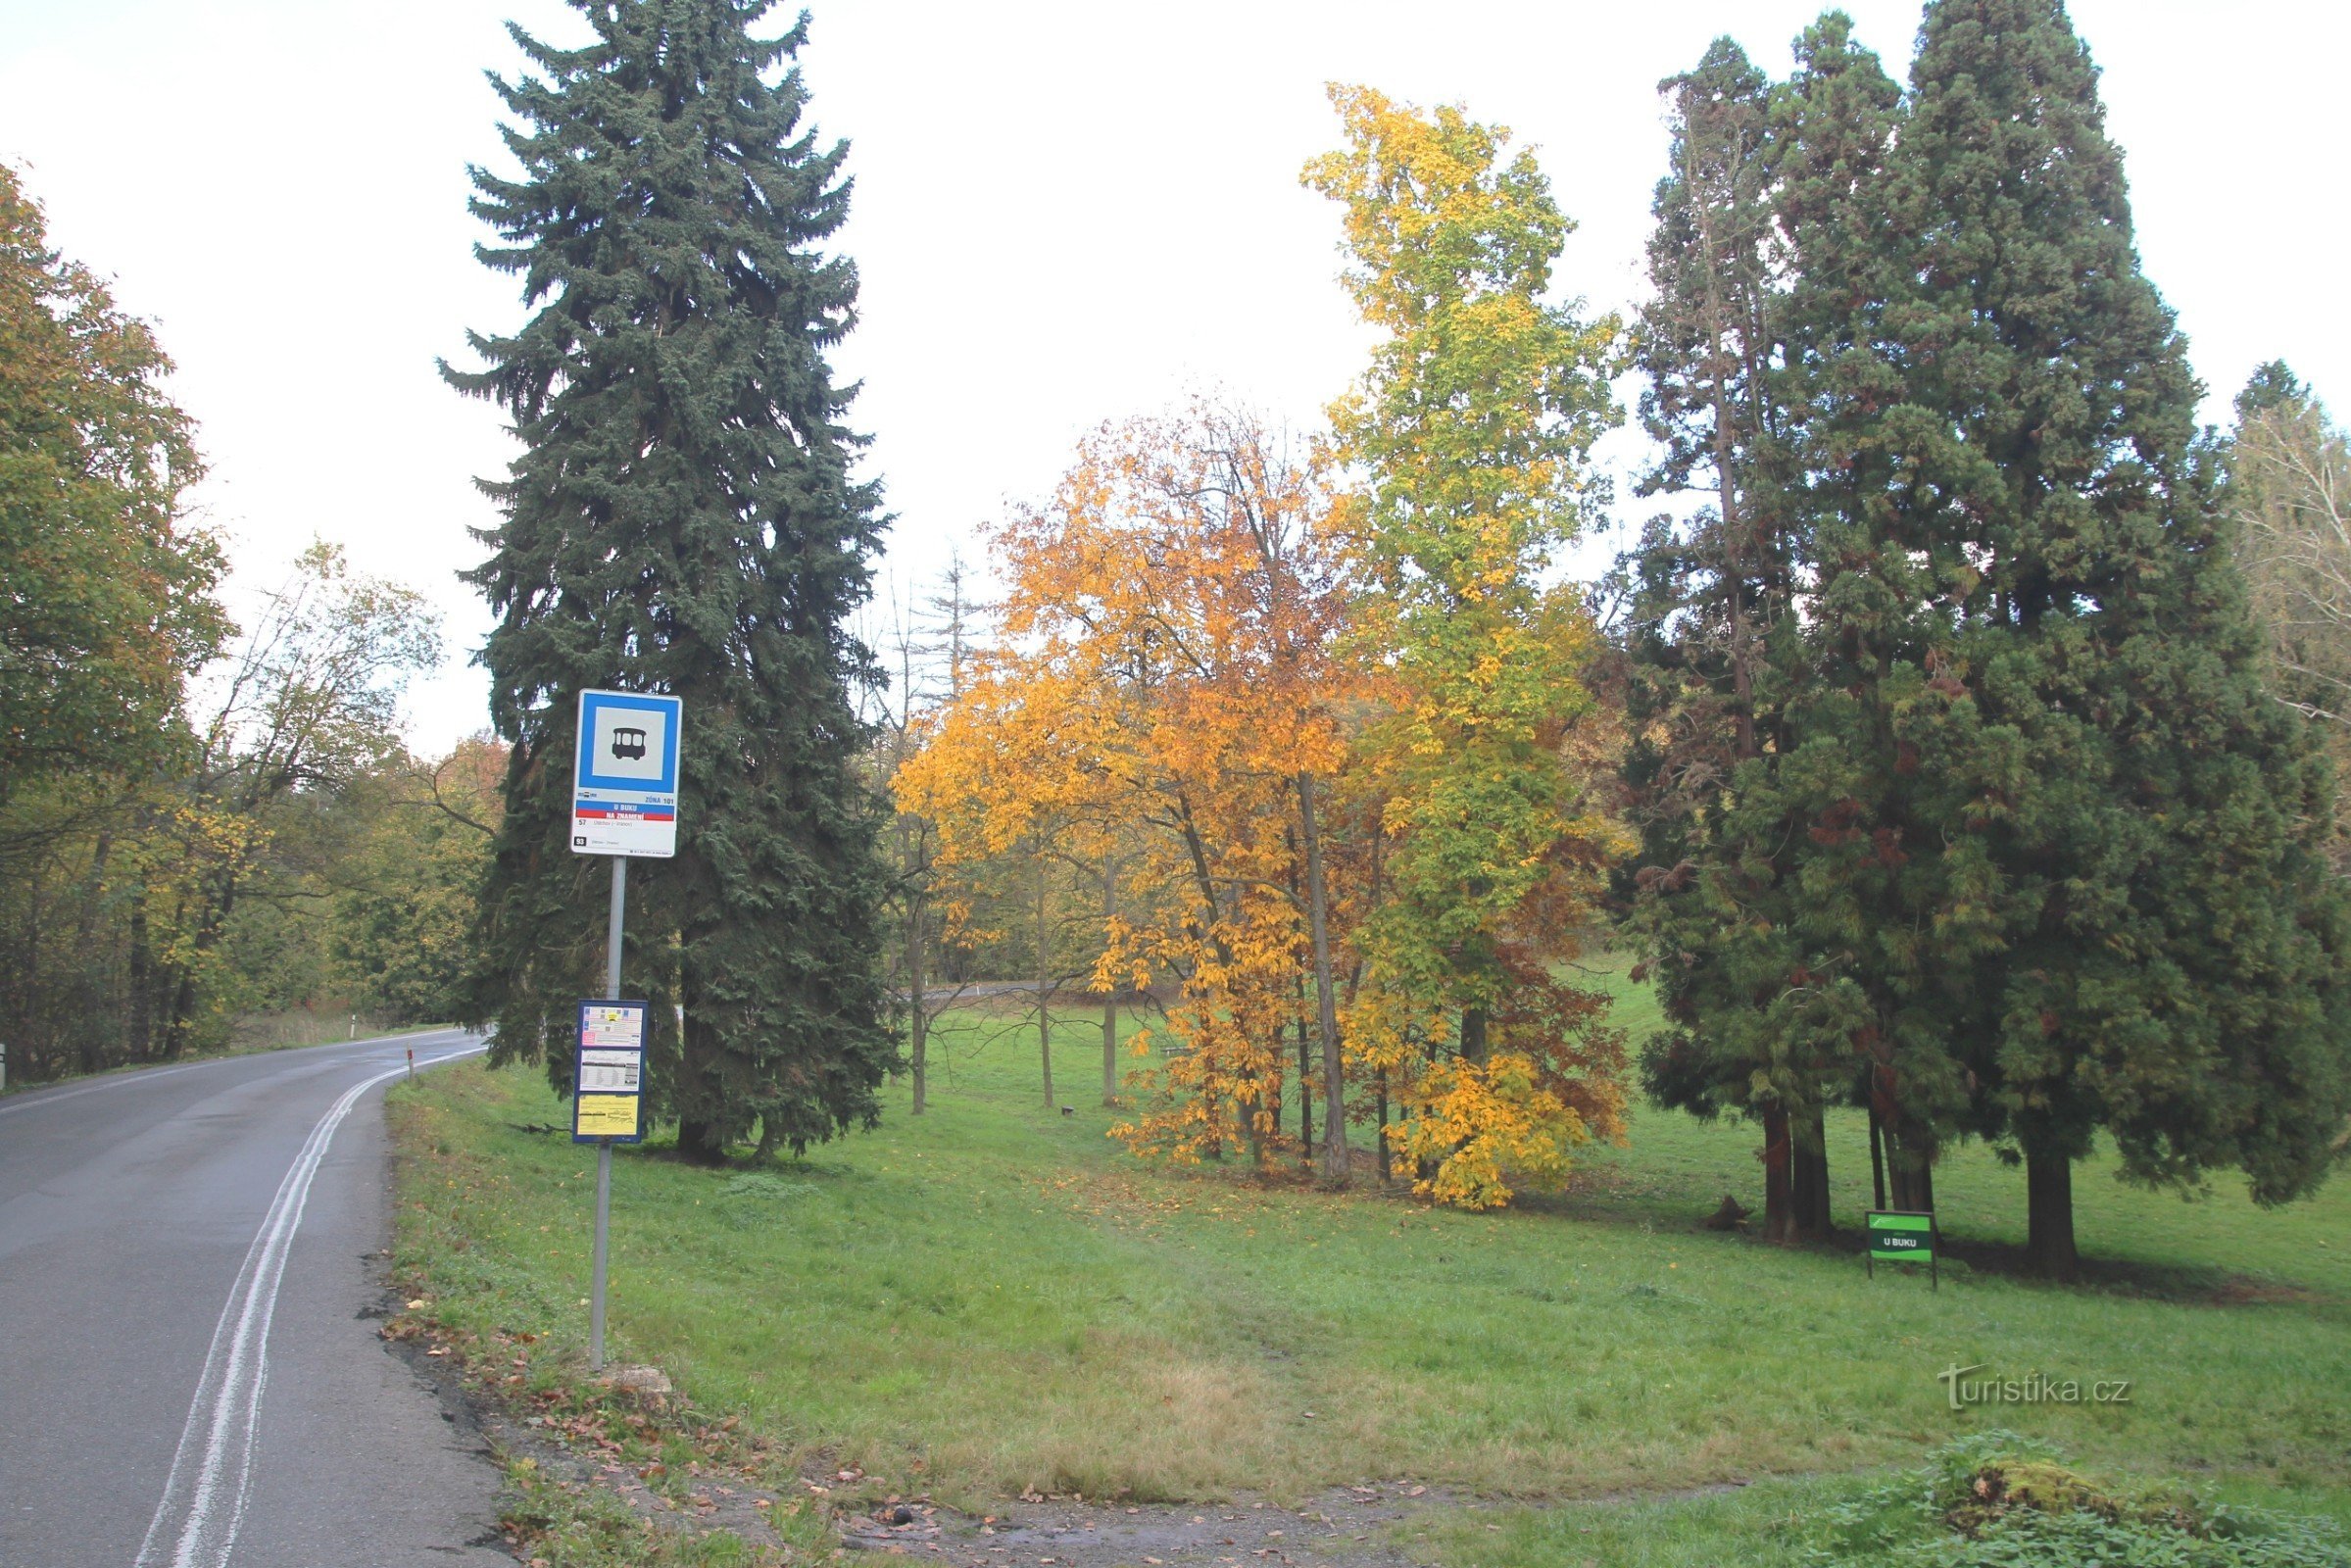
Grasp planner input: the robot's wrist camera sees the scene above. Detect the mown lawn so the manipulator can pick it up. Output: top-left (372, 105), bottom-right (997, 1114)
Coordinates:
top-left (387, 969), bottom-right (2351, 1559)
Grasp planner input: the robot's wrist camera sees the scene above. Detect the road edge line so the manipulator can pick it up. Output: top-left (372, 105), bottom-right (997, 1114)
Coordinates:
top-left (132, 1046), bottom-right (486, 1568)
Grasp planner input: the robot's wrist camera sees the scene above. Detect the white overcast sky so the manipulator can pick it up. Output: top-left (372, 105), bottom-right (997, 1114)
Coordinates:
top-left (2, 1), bottom-right (2342, 751)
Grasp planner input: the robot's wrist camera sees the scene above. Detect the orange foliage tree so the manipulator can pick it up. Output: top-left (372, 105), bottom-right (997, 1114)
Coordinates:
top-left (897, 405), bottom-right (1357, 1170)
top-left (904, 87), bottom-right (1638, 1210)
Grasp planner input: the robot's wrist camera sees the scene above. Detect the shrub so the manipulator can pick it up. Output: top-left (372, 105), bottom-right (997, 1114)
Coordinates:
top-left (1812, 1434), bottom-right (2351, 1568)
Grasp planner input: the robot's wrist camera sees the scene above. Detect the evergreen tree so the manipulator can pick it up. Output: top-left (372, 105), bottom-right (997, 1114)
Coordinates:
top-left (449, 0), bottom-right (897, 1162)
top-left (1766, 12), bottom-right (1983, 1219)
top-left (2234, 360), bottom-right (2307, 424)
top-left (1621, 36), bottom-right (1837, 1241)
top-left (1844, 0), bottom-right (2350, 1274)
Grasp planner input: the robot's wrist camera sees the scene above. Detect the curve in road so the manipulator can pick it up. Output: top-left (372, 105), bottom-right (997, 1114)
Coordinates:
top-left (0, 1033), bottom-right (511, 1568)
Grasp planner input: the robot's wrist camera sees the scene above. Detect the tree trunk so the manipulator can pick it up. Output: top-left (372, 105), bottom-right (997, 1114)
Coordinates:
top-left (1873, 1062), bottom-right (1935, 1213)
top-left (1101, 859), bottom-right (1118, 1106)
top-left (676, 1116), bottom-right (728, 1166)
top-left (1100, 999), bottom-right (1117, 1107)
top-left (1792, 1104), bottom-right (1833, 1238)
top-left (1296, 1014), bottom-right (1313, 1157)
top-left (1871, 1104), bottom-right (1889, 1212)
top-left (1036, 858), bottom-right (1054, 1110)
top-left (73, 829), bottom-right (115, 1076)
top-left (1298, 772), bottom-right (1348, 1185)
top-left (910, 1004), bottom-right (927, 1114)
top-left (906, 854), bottom-right (927, 1116)
top-left (1459, 1007), bottom-right (1489, 1066)
top-left (2026, 1145), bottom-right (2080, 1281)
top-left (162, 970), bottom-right (199, 1060)
top-left (1887, 1133), bottom-right (1935, 1213)
top-left (162, 881), bottom-right (227, 1059)
top-left (1375, 1067), bottom-right (1390, 1184)
top-left (1760, 1102), bottom-right (1795, 1242)
top-left (126, 893), bottom-right (153, 1063)
top-left (162, 862), bottom-right (242, 1060)
top-left (1869, 1107), bottom-right (1888, 1211)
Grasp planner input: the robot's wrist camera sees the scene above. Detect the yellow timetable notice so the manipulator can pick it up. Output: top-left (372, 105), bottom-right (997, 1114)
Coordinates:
top-left (574, 1093), bottom-right (641, 1138)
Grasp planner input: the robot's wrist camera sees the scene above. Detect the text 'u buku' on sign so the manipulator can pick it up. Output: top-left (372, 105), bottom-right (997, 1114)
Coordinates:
top-left (571, 689), bottom-right (683, 858)
top-left (572, 1000), bottom-right (647, 1144)
top-left (1866, 1208), bottom-right (1939, 1290)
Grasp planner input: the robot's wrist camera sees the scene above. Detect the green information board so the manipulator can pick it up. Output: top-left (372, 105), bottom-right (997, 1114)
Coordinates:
top-left (1866, 1209), bottom-right (1938, 1289)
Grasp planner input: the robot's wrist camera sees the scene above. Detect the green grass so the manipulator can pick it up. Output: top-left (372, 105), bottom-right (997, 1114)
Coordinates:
top-left (1404, 1461), bottom-right (2351, 1568)
top-left (499, 1459), bottom-right (799, 1567)
top-left (1402, 1475), bottom-right (1845, 1568)
top-left (388, 974), bottom-right (2351, 1551)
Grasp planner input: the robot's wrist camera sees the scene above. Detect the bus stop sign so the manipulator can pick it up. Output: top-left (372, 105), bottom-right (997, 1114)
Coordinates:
top-left (571, 689), bottom-right (682, 858)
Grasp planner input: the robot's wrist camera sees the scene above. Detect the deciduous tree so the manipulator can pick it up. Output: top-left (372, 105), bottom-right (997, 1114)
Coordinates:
top-left (900, 407), bottom-right (1356, 1172)
top-left (0, 544), bottom-right (440, 1077)
top-left (2229, 369), bottom-right (2351, 733)
top-left (332, 738), bottom-right (507, 1022)
top-left (1305, 86), bottom-right (1628, 1209)
top-left (0, 165), bottom-right (224, 799)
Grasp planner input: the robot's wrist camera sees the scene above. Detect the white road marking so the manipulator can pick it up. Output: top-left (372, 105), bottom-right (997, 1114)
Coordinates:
top-left (133, 1046), bottom-right (486, 1568)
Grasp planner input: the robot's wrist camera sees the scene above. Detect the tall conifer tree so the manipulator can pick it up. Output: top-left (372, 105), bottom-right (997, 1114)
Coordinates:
top-left (1631, 7), bottom-right (2349, 1270)
top-left (1626, 19), bottom-right (1932, 1235)
top-left (450, 0), bottom-right (896, 1162)
top-left (1621, 37), bottom-right (1837, 1242)
top-left (1825, 0), bottom-right (2351, 1273)
top-left (1766, 13), bottom-right (1981, 1219)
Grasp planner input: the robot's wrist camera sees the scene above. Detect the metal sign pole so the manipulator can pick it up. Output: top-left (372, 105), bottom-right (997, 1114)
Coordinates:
top-left (591, 855), bottom-right (625, 1371)
top-left (571, 688), bottom-right (673, 1373)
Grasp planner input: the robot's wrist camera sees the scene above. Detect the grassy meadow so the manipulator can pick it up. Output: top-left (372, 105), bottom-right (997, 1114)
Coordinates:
top-left (387, 965), bottom-right (2351, 1563)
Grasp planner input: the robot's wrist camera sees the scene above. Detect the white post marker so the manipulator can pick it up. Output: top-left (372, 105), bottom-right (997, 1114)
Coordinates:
top-left (570, 688), bottom-right (682, 1371)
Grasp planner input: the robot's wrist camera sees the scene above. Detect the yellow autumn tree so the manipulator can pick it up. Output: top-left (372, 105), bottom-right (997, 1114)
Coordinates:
top-left (1305, 85), bottom-right (1630, 1208)
top-left (897, 405), bottom-right (1358, 1169)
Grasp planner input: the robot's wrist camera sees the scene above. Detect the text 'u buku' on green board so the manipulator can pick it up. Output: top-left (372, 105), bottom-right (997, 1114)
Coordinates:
top-left (1866, 1209), bottom-right (1939, 1289)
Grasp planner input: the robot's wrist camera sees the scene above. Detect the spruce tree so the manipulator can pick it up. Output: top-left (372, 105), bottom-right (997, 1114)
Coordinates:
top-left (449, 0), bottom-right (897, 1162)
top-left (1856, 0), bottom-right (2351, 1273)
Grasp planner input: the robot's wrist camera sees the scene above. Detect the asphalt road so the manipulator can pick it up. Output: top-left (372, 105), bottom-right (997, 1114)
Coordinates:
top-left (0, 1033), bottom-right (511, 1568)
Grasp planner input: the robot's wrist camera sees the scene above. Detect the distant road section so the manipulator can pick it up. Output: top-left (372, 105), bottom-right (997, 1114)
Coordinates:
top-left (0, 1033), bottom-right (511, 1567)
